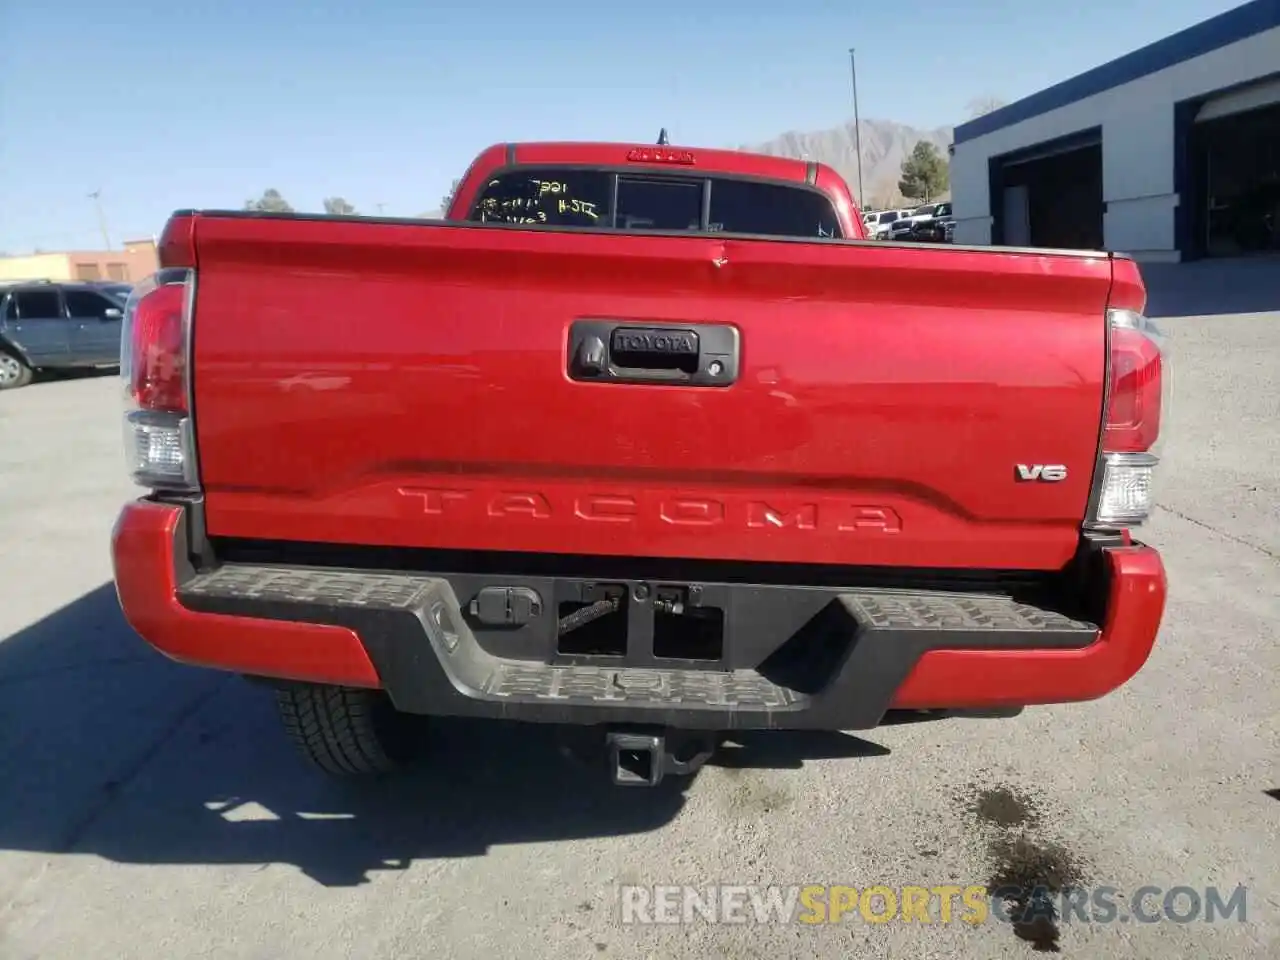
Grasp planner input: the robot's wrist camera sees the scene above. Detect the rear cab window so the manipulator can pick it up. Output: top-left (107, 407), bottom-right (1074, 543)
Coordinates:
top-left (469, 167), bottom-right (843, 239)
top-left (473, 170), bottom-right (613, 228)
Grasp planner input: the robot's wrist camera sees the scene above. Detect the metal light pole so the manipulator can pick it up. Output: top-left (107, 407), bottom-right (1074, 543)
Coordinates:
top-left (847, 48), bottom-right (865, 208)
top-left (88, 189), bottom-right (112, 250)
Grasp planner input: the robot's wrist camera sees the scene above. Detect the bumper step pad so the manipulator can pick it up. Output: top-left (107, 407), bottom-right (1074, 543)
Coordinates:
top-left (182, 564), bottom-right (438, 610)
top-left (486, 662), bottom-right (797, 708)
top-left (178, 563), bottom-right (1098, 727)
top-left (840, 592), bottom-right (1094, 633)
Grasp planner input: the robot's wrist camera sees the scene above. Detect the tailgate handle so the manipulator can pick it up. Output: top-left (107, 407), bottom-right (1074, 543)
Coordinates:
top-left (568, 320), bottom-right (739, 387)
top-left (610, 327), bottom-right (699, 373)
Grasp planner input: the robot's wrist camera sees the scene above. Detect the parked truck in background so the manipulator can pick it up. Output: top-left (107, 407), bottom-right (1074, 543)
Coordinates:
top-left (111, 139), bottom-right (1168, 787)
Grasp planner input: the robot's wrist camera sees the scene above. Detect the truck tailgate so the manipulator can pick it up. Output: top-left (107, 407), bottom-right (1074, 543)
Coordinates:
top-left (189, 216), bottom-right (1112, 570)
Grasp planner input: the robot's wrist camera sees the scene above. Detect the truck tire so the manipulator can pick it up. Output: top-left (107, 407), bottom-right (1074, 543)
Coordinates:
top-left (0, 350), bottom-right (33, 390)
top-left (275, 683), bottom-right (417, 776)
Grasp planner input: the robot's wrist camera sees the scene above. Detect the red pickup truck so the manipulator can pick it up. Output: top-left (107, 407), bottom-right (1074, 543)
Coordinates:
top-left (111, 139), bottom-right (1168, 787)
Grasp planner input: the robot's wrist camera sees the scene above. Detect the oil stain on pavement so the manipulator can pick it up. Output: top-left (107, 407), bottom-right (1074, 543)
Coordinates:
top-left (986, 832), bottom-right (1087, 953)
top-left (959, 778), bottom-right (1091, 954)
top-left (967, 784), bottom-right (1042, 830)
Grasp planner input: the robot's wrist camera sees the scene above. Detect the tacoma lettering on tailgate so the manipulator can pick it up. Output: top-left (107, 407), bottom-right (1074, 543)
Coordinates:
top-left (398, 488), bottom-right (902, 533)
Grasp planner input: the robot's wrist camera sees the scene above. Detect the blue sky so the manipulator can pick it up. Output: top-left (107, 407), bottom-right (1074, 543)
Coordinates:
top-left (0, 0), bottom-right (1245, 251)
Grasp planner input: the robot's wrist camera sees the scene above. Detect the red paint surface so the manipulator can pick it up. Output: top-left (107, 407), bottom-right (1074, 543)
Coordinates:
top-left (111, 501), bottom-right (380, 688)
top-left (890, 545), bottom-right (1166, 708)
top-left (185, 211), bottom-right (1113, 569)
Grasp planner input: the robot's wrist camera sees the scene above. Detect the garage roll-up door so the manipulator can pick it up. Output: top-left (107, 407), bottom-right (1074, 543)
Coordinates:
top-left (1196, 76), bottom-right (1280, 123)
top-left (997, 128), bottom-right (1103, 169)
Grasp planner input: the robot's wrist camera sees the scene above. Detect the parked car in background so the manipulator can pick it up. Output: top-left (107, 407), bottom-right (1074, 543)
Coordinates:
top-left (93, 281), bottom-right (135, 304)
top-left (0, 280), bottom-right (124, 390)
top-left (905, 202), bottom-right (949, 224)
top-left (899, 202), bottom-right (954, 243)
top-left (868, 209), bottom-right (910, 239)
top-left (888, 217), bottom-right (918, 241)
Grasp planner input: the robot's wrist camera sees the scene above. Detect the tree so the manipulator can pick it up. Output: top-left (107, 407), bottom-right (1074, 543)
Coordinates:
top-left (244, 189), bottom-right (294, 213)
top-left (440, 178), bottom-right (461, 214)
top-left (966, 96), bottom-right (1008, 120)
top-left (898, 141), bottom-right (949, 203)
top-left (323, 197), bottom-right (357, 216)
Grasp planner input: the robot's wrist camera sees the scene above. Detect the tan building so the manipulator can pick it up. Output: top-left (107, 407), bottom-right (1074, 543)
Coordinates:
top-left (0, 238), bottom-right (159, 283)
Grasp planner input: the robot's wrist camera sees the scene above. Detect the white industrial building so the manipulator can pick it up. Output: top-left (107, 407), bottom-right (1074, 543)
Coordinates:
top-left (949, 0), bottom-right (1280, 262)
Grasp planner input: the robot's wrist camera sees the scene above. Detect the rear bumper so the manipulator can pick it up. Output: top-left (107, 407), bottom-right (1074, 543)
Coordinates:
top-left (111, 499), bottom-right (1167, 730)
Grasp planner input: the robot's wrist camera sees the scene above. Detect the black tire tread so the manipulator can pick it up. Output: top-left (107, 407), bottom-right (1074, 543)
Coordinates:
top-left (275, 683), bottom-right (411, 776)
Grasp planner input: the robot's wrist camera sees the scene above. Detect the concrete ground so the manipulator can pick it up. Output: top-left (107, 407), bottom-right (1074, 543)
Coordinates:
top-left (1, 288), bottom-right (1277, 959)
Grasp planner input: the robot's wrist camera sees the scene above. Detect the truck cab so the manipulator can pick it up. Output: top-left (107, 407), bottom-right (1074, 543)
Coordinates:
top-left (444, 141), bottom-right (866, 241)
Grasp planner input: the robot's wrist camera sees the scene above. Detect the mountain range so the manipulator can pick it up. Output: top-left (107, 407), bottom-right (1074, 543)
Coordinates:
top-left (744, 118), bottom-right (954, 208)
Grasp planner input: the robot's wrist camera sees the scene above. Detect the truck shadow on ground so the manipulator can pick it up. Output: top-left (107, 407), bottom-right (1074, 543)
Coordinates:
top-left (0, 583), bottom-right (890, 887)
top-left (1140, 257), bottom-right (1280, 318)
top-left (28, 366), bottom-right (119, 388)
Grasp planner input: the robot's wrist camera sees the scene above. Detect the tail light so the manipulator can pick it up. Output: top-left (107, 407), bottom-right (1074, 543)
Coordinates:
top-left (1086, 267), bottom-right (1169, 531)
top-left (120, 267), bottom-right (199, 493)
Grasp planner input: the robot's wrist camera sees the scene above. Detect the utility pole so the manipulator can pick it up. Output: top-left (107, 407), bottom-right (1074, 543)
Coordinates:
top-left (88, 189), bottom-right (112, 250)
top-left (847, 48), bottom-right (865, 208)
top-left (376, 202), bottom-right (386, 216)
